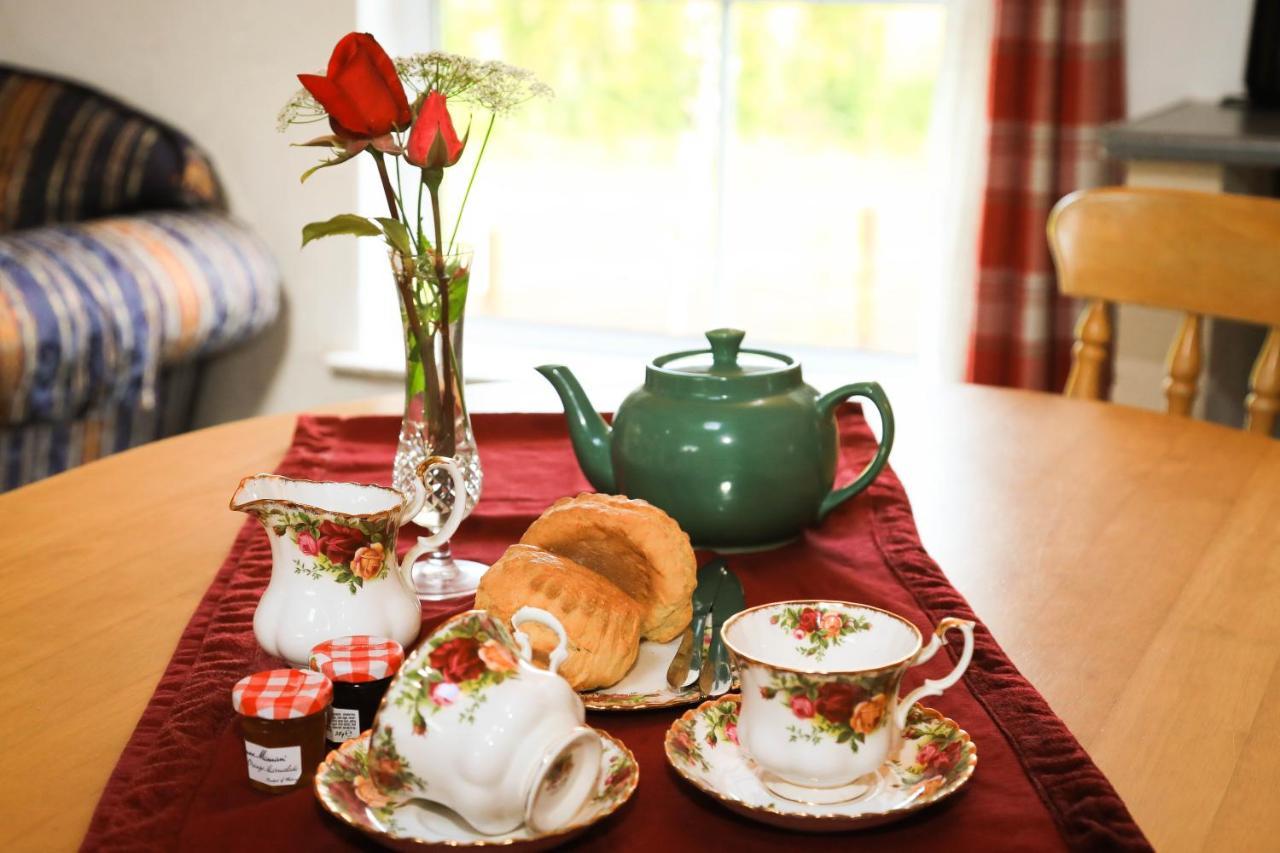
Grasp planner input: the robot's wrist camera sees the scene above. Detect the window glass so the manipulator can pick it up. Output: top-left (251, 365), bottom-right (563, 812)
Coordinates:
top-left (434, 0), bottom-right (945, 354)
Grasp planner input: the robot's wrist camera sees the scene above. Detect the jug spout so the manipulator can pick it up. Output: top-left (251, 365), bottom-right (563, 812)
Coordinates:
top-left (535, 365), bottom-right (616, 493)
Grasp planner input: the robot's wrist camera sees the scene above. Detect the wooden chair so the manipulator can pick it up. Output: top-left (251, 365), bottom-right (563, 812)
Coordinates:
top-left (1047, 187), bottom-right (1280, 435)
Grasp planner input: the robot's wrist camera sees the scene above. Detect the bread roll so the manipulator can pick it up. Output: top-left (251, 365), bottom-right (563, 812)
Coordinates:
top-left (476, 544), bottom-right (642, 691)
top-left (520, 493), bottom-right (696, 643)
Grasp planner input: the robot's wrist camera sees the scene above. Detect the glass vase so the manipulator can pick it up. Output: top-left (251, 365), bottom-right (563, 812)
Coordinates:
top-left (391, 250), bottom-right (487, 600)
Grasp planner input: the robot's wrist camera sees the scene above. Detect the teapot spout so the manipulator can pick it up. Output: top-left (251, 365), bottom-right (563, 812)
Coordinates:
top-left (535, 365), bottom-right (616, 493)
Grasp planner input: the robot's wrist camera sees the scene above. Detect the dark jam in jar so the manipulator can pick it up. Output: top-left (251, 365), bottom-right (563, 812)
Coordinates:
top-left (309, 635), bottom-right (405, 751)
top-left (231, 669), bottom-right (333, 794)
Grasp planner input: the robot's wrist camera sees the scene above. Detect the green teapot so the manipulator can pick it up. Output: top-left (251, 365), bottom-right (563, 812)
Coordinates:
top-left (536, 329), bottom-right (894, 551)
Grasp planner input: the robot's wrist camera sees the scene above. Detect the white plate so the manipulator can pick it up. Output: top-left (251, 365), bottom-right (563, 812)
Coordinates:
top-left (579, 636), bottom-right (709, 711)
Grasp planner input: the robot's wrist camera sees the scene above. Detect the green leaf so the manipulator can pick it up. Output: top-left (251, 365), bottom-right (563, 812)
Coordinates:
top-left (837, 729), bottom-right (853, 743)
top-left (375, 217), bottom-right (413, 258)
top-left (301, 214), bottom-right (382, 247)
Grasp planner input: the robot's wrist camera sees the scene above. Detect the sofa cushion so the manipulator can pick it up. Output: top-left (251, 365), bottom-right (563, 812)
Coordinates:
top-left (0, 64), bottom-right (223, 233)
top-left (0, 210), bottom-right (279, 426)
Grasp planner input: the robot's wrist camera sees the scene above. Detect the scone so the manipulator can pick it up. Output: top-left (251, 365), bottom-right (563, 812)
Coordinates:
top-left (476, 544), bottom-right (643, 691)
top-left (519, 493), bottom-right (696, 643)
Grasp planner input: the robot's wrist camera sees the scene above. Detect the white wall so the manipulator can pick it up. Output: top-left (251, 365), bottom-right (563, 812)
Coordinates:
top-left (0, 0), bottom-right (399, 425)
top-left (1127, 0), bottom-right (1253, 115)
top-left (1113, 0), bottom-right (1255, 414)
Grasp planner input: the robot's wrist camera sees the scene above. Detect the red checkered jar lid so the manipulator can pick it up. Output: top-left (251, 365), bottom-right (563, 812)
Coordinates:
top-left (232, 669), bottom-right (333, 720)
top-left (309, 635), bottom-right (405, 683)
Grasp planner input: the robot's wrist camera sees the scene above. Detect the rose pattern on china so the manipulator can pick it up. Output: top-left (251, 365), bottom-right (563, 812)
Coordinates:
top-left (320, 728), bottom-right (424, 832)
top-left (594, 752), bottom-right (637, 806)
top-left (665, 697), bottom-right (973, 811)
top-left (350, 543), bottom-right (386, 580)
top-left (667, 716), bottom-right (707, 771)
top-left (391, 613), bottom-right (523, 731)
top-left (893, 706), bottom-right (973, 798)
top-left (759, 668), bottom-right (897, 752)
top-left (428, 637), bottom-right (487, 683)
top-left (261, 506), bottom-right (394, 594)
top-left (318, 519), bottom-right (366, 564)
top-left (297, 530), bottom-right (319, 556)
top-left (770, 604), bottom-right (871, 661)
top-left (478, 638), bottom-right (519, 673)
top-left (700, 699), bottom-right (739, 749)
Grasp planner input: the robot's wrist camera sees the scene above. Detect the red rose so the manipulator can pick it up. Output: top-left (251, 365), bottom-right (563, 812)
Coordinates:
top-left (297, 530), bottom-right (319, 556)
top-left (814, 681), bottom-right (856, 724)
top-left (917, 739), bottom-right (962, 774)
top-left (605, 763), bottom-right (634, 789)
top-left (316, 520), bottom-right (365, 564)
top-left (406, 90), bottom-right (467, 169)
top-left (790, 695), bottom-right (816, 719)
top-left (798, 608), bottom-right (819, 632)
top-left (429, 637), bottom-right (485, 683)
top-left (298, 32), bottom-right (411, 138)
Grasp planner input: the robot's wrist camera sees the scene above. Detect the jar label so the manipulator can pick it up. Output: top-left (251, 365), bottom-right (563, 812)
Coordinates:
top-left (244, 739), bottom-right (302, 787)
top-left (328, 706), bottom-right (361, 742)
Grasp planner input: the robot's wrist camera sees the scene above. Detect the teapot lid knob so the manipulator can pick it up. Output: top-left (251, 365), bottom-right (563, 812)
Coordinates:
top-left (706, 328), bottom-right (745, 369)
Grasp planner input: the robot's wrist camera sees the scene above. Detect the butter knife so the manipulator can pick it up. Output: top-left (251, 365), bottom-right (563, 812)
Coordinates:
top-left (701, 560), bottom-right (747, 696)
top-left (666, 558), bottom-right (725, 688)
top-left (705, 564), bottom-right (745, 697)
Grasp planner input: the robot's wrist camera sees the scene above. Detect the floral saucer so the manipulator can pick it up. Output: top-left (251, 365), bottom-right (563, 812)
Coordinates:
top-left (316, 728), bottom-right (638, 850)
top-left (580, 636), bottom-right (706, 711)
top-left (664, 695), bottom-right (976, 831)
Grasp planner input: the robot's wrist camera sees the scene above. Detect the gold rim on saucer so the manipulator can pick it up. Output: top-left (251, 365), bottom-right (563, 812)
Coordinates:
top-left (663, 694), bottom-right (977, 831)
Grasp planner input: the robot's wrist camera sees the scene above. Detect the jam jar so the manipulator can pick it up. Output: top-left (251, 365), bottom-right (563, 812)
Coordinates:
top-left (232, 668), bottom-right (332, 794)
top-left (309, 635), bottom-right (405, 750)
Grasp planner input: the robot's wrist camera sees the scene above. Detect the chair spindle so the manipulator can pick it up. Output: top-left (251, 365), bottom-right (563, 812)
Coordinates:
top-left (1163, 313), bottom-right (1203, 417)
top-left (1245, 327), bottom-right (1280, 436)
top-left (1065, 299), bottom-right (1111, 400)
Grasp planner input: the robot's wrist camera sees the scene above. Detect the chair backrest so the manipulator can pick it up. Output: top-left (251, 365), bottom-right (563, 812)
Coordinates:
top-left (1047, 186), bottom-right (1280, 436)
top-left (0, 64), bottom-right (225, 234)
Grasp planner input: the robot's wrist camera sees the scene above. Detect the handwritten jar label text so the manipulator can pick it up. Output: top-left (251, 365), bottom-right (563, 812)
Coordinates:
top-left (244, 739), bottom-right (302, 787)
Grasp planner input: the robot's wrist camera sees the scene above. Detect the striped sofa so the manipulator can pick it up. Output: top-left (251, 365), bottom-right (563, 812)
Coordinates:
top-left (0, 66), bottom-right (280, 490)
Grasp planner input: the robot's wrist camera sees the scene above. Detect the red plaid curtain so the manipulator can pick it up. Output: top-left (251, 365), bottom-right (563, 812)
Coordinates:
top-left (966, 0), bottom-right (1125, 391)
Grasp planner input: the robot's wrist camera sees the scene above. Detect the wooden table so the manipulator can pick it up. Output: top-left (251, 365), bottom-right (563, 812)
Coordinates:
top-left (2, 383), bottom-right (1277, 852)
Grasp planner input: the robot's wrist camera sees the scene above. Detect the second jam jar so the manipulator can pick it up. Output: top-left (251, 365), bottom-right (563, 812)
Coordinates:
top-left (309, 634), bottom-right (405, 749)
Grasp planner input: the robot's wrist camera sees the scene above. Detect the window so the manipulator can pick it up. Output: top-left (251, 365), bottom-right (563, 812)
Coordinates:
top-left (352, 0), bottom-right (948, 372)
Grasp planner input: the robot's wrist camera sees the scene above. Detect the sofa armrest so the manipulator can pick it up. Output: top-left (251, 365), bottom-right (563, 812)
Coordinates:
top-left (0, 211), bottom-right (279, 426)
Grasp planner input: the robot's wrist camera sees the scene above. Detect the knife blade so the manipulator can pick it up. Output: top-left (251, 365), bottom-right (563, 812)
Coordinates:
top-left (707, 565), bottom-right (746, 696)
top-left (698, 563), bottom-right (738, 696)
top-left (666, 558), bottom-right (725, 687)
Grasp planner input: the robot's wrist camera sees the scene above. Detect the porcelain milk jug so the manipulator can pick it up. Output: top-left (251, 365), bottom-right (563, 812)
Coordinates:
top-left (230, 457), bottom-right (466, 666)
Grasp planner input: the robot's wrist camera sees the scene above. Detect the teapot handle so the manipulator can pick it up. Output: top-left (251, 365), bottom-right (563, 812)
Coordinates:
top-left (511, 606), bottom-right (571, 675)
top-left (815, 381), bottom-right (895, 522)
top-left (399, 456), bottom-right (468, 569)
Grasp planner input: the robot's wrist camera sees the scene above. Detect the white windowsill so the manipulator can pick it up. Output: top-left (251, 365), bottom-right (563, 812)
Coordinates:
top-left (327, 317), bottom-right (920, 404)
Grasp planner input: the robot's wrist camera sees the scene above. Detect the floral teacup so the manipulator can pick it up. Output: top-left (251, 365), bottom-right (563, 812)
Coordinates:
top-left (368, 607), bottom-right (603, 836)
top-left (722, 600), bottom-right (975, 804)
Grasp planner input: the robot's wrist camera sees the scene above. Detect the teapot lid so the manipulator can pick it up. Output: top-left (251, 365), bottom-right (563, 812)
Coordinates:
top-left (648, 329), bottom-right (800, 398)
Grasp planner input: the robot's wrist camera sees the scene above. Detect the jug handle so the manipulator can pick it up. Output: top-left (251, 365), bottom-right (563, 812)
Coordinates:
top-left (511, 606), bottom-right (571, 675)
top-left (815, 381), bottom-right (895, 522)
top-left (399, 456), bottom-right (468, 569)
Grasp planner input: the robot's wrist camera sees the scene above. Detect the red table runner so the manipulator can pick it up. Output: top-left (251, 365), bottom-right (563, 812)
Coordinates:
top-left (83, 413), bottom-right (1150, 851)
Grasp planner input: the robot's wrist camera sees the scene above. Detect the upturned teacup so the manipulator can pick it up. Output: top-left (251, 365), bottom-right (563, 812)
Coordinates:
top-left (368, 607), bottom-right (603, 835)
top-left (722, 600), bottom-right (975, 804)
